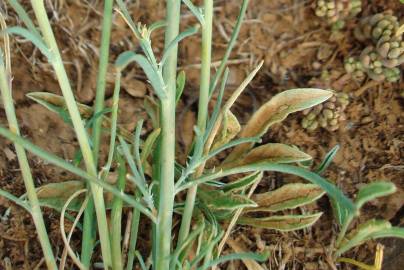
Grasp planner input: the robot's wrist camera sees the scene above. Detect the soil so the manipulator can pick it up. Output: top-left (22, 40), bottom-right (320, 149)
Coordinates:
top-left (0, 0), bottom-right (403, 269)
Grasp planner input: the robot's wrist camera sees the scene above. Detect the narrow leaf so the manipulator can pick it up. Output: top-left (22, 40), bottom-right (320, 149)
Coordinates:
top-left (247, 183), bottom-right (325, 212)
top-left (222, 171), bottom-right (263, 193)
top-left (368, 227), bottom-right (404, 239)
top-left (176, 70), bottom-right (186, 104)
top-left (355, 182), bottom-right (396, 209)
top-left (198, 189), bottom-right (257, 211)
top-left (223, 143), bottom-right (312, 169)
top-left (331, 197), bottom-right (350, 227)
top-left (336, 219), bottom-right (392, 256)
top-left (4, 27), bottom-right (52, 60)
top-left (226, 88), bottom-right (333, 161)
top-left (161, 26), bottom-right (199, 66)
top-left (316, 144), bottom-right (340, 175)
top-left (115, 51), bottom-right (166, 99)
top-left (182, 0), bottom-right (205, 25)
top-left (239, 213), bottom-right (323, 231)
top-left (140, 128), bottom-right (161, 164)
top-left (8, 0), bottom-right (41, 38)
top-left (0, 188), bottom-right (30, 211)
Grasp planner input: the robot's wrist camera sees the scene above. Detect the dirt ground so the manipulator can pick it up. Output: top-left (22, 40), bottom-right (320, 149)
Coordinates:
top-left (0, 0), bottom-right (403, 269)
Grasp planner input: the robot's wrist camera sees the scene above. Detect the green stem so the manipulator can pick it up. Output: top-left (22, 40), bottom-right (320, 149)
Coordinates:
top-left (154, 1), bottom-right (181, 269)
top-left (335, 215), bottom-right (354, 251)
top-left (82, 0), bottom-right (114, 264)
top-left (111, 153), bottom-right (126, 270)
top-left (177, 0), bottom-right (213, 249)
top-left (125, 195), bottom-right (141, 270)
top-left (30, 0), bottom-right (112, 267)
top-left (0, 51), bottom-right (57, 269)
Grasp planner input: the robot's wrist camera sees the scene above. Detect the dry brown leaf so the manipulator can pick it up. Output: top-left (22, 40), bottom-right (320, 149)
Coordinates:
top-left (223, 143), bottom-right (311, 169)
top-left (225, 88), bottom-right (333, 162)
top-left (248, 183), bottom-right (325, 212)
top-left (211, 110), bottom-right (241, 151)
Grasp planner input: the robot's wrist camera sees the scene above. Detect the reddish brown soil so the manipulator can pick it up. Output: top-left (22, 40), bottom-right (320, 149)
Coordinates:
top-left (0, 0), bottom-right (403, 269)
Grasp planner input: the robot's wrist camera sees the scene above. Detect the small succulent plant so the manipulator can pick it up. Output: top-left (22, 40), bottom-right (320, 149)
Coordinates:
top-left (314, 0), bottom-right (362, 27)
top-left (344, 57), bottom-right (366, 81)
top-left (354, 12), bottom-right (400, 43)
top-left (346, 12), bottom-right (403, 83)
top-left (301, 92), bottom-right (349, 131)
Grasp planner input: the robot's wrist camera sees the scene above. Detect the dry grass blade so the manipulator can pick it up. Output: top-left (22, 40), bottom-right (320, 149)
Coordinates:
top-left (226, 89), bottom-right (333, 162)
top-left (227, 238), bottom-right (265, 270)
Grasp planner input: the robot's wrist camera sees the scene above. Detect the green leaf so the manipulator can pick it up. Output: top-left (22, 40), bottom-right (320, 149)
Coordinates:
top-left (176, 70), bottom-right (186, 104)
top-left (315, 144), bottom-right (339, 175)
top-left (211, 110), bottom-right (241, 151)
top-left (223, 143), bottom-right (312, 169)
top-left (336, 219), bottom-right (392, 256)
top-left (330, 197), bottom-right (350, 227)
top-left (36, 181), bottom-right (85, 211)
top-left (148, 20), bottom-right (166, 33)
top-left (182, 163), bottom-right (356, 215)
top-left (222, 171), bottom-right (263, 193)
top-left (115, 51), bottom-right (166, 99)
top-left (226, 88), bottom-right (333, 161)
top-left (368, 226), bottom-right (404, 239)
top-left (26, 92), bottom-right (132, 141)
top-left (355, 182), bottom-right (396, 209)
top-left (141, 128), bottom-right (161, 164)
top-left (161, 26), bottom-right (199, 67)
top-left (0, 188), bottom-right (30, 212)
top-left (182, 0), bottom-right (205, 25)
top-left (4, 27), bottom-right (52, 60)
top-left (8, 0), bottom-right (41, 38)
top-left (198, 189), bottom-right (257, 211)
top-left (238, 213), bottom-right (323, 231)
top-left (144, 96), bottom-right (160, 129)
top-left (246, 183), bottom-right (325, 212)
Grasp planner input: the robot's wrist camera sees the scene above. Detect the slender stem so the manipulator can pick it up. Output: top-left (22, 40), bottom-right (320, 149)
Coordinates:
top-left (0, 52), bottom-right (57, 269)
top-left (125, 195), bottom-right (141, 270)
top-left (177, 0), bottom-right (213, 248)
top-left (30, 0), bottom-right (112, 266)
top-left (111, 153), bottom-right (126, 270)
top-left (154, 1), bottom-right (181, 269)
top-left (82, 0), bottom-right (114, 264)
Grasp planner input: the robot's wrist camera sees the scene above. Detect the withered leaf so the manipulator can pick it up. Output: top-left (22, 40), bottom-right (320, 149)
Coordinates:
top-left (36, 180), bottom-right (85, 211)
top-left (27, 92), bottom-right (132, 141)
top-left (246, 183), bottom-right (325, 212)
top-left (211, 110), bottom-right (241, 151)
top-left (226, 88), bottom-right (333, 162)
top-left (238, 212), bottom-right (322, 231)
top-left (223, 143), bottom-right (312, 169)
